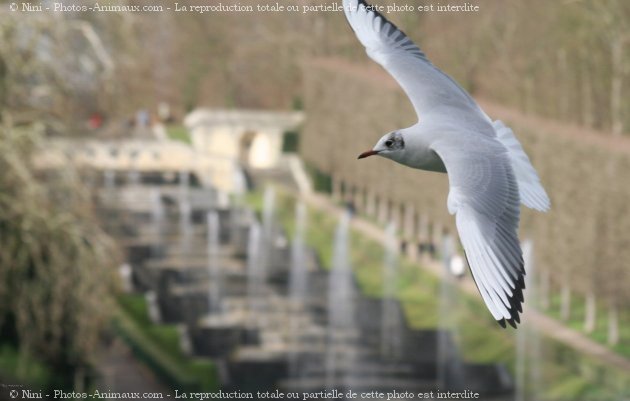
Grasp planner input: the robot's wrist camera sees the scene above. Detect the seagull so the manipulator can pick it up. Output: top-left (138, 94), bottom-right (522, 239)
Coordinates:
top-left (345, 0), bottom-right (550, 328)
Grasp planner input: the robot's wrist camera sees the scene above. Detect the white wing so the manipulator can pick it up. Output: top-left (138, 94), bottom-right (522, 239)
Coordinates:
top-left (493, 120), bottom-right (551, 211)
top-left (344, 0), bottom-right (551, 211)
top-left (431, 136), bottom-right (525, 328)
top-left (343, 0), bottom-right (492, 132)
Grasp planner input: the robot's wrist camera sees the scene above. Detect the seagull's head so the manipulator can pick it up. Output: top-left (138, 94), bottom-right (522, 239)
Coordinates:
top-left (358, 131), bottom-right (405, 161)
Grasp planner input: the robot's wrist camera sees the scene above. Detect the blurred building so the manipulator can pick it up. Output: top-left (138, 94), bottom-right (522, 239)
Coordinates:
top-left (184, 109), bottom-right (304, 169)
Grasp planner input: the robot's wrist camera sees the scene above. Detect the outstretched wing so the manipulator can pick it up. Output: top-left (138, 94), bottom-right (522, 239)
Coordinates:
top-left (431, 136), bottom-right (525, 328)
top-left (342, 0), bottom-right (491, 131)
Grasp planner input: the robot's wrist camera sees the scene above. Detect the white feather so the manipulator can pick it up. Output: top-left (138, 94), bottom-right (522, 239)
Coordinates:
top-left (493, 120), bottom-right (551, 212)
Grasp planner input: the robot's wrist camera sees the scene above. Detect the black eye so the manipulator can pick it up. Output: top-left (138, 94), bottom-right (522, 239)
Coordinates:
top-left (385, 140), bottom-right (393, 147)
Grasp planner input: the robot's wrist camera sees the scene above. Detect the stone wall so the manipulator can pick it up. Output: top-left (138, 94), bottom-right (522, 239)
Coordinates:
top-left (301, 58), bottom-right (630, 306)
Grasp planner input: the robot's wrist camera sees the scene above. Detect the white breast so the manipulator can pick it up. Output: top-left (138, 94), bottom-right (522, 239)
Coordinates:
top-left (397, 146), bottom-right (446, 172)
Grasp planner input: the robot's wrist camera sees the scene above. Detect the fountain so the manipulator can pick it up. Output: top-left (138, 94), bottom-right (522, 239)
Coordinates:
top-left (104, 170), bottom-right (116, 192)
top-left (516, 240), bottom-right (541, 401)
top-left (262, 186), bottom-right (276, 234)
top-left (145, 291), bottom-right (162, 323)
top-left (437, 232), bottom-right (464, 389)
top-left (89, 150), bottom-right (528, 397)
top-left (150, 188), bottom-right (164, 258)
top-left (247, 221), bottom-right (264, 327)
top-left (207, 211), bottom-right (222, 314)
top-left (177, 170), bottom-right (192, 254)
top-left (260, 186), bottom-right (276, 276)
top-left (103, 180), bottom-right (516, 398)
top-left (127, 150), bottom-right (141, 187)
top-left (325, 209), bottom-right (356, 391)
top-left (217, 190), bottom-right (231, 209)
top-left (288, 202), bottom-right (308, 378)
top-left (127, 170), bottom-right (140, 187)
top-left (102, 170), bottom-right (118, 215)
top-left (244, 185), bottom-right (276, 318)
top-left (178, 325), bottom-right (193, 356)
top-left (179, 170), bottom-right (190, 199)
top-left (118, 263), bottom-right (133, 293)
top-left (178, 198), bottom-right (193, 255)
top-left (232, 165), bottom-right (248, 197)
top-left (289, 202), bottom-right (308, 303)
top-left (381, 222), bottom-right (403, 359)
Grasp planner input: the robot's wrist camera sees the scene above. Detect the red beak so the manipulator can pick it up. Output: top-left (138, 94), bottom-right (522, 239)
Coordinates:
top-left (358, 150), bottom-right (379, 159)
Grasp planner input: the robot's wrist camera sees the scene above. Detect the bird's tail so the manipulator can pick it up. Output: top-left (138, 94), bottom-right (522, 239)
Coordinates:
top-left (493, 120), bottom-right (550, 212)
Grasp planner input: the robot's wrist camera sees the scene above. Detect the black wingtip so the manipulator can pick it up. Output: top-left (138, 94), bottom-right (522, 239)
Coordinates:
top-left (354, 0), bottom-right (411, 43)
top-left (499, 261), bottom-right (526, 329)
top-left (497, 318), bottom-right (519, 329)
top-left (463, 250), bottom-right (526, 331)
top-left (499, 276), bottom-right (524, 329)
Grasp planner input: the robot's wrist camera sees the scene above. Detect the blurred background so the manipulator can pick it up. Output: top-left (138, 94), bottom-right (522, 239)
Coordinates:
top-left (0, 0), bottom-right (629, 400)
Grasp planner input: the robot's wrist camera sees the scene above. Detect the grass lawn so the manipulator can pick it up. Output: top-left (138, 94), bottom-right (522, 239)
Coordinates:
top-left (166, 125), bottom-right (191, 144)
top-left (0, 343), bottom-right (55, 389)
top-left (546, 289), bottom-right (630, 358)
top-left (115, 294), bottom-right (219, 392)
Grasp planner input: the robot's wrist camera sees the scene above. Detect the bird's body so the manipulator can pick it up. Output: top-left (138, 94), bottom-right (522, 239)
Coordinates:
top-left (345, 0), bottom-right (550, 328)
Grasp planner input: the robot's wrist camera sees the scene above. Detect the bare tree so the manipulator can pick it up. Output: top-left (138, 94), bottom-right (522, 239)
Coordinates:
top-left (0, 124), bottom-right (118, 384)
